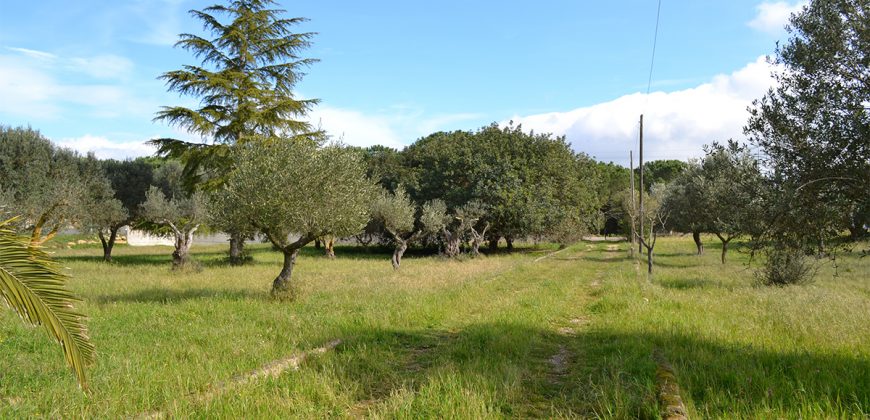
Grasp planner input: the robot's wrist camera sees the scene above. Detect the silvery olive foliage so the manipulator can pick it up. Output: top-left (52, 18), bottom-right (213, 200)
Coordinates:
top-left (215, 138), bottom-right (375, 295)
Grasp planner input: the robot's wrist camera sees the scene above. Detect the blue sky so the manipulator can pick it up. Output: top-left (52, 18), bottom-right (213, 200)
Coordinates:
top-left (0, 1), bottom-right (805, 164)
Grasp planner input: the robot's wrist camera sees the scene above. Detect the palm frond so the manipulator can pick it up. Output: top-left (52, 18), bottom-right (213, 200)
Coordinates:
top-left (0, 218), bottom-right (95, 390)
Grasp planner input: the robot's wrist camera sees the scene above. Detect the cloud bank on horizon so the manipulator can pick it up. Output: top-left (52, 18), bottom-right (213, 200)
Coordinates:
top-left (506, 56), bottom-right (776, 165)
top-left (46, 56), bottom-right (779, 164)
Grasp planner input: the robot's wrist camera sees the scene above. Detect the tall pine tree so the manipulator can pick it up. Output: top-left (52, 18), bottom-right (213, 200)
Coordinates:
top-left (151, 0), bottom-right (320, 264)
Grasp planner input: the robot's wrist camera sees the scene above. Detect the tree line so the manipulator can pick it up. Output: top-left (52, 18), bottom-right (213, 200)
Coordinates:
top-left (0, 0), bottom-right (866, 389)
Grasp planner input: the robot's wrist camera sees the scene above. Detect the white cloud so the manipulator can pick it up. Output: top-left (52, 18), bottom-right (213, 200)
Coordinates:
top-left (4, 46), bottom-right (57, 61)
top-left (53, 135), bottom-right (156, 160)
top-left (309, 105), bottom-right (485, 150)
top-left (0, 55), bottom-right (62, 117)
top-left (748, 1), bottom-right (807, 34)
top-left (0, 51), bottom-right (154, 120)
top-left (507, 56), bottom-right (777, 165)
top-left (68, 55), bottom-right (134, 79)
top-left (309, 106), bottom-right (406, 149)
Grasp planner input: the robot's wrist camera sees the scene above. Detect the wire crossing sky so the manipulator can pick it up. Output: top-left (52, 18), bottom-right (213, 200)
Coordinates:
top-left (0, 1), bottom-right (806, 165)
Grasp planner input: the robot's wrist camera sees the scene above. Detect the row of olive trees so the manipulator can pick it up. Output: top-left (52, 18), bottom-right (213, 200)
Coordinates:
top-left (0, 127), bottom-right (212, 267)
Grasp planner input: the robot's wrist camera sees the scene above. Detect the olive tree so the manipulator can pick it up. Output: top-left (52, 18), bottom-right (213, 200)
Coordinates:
top-left (370, 185), bottom-right (421, 269)
top-left (0, 126), bottom-right (94, 246)
top-left (140, 163), bottom-right (209, 269)
top-left (698, 141), bottom-right (764, 264)
top-left (661, 161), bottom-right (709, 255)
top-left (624, 184), bottom-right (669, 274)
top-left (91, 159), bottom-right (155, 262)
top-left (217, 139), bottom-right (375, 298)
top-left (746, 0), bottom-right (869, 252)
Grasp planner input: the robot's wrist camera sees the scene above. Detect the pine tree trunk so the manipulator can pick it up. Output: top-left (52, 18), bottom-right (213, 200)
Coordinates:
top-left (392, 238), bottom-right (408, 270)
top-left (692, 230), bottom-right (704, 255)
top-left (229, 232), bottom-right (246, 265)
top-left (272, 248), bottom-right (299, 299)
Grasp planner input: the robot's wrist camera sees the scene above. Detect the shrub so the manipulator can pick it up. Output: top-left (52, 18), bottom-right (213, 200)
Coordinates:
top-left (755, 246), bottom-right (816, 286)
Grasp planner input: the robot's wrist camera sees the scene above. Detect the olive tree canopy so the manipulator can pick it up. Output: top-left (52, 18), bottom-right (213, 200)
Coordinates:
top-left (216, 138), bottom-right (375, 298)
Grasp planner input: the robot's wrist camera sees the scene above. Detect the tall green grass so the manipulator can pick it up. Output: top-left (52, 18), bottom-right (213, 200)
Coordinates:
top-left (0, 236), bottom-right (866, 417)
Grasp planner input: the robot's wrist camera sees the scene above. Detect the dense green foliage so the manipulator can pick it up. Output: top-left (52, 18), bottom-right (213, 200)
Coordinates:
top-left (639, 159), bottom-right (687, 192)
top-left (0, 126), bottom-right (120, 246)
top-left (746, 0), bottom-right (869, 248)
top-left (402, 123), bottom-right (602, 249)
top-left (215, 139), bottom-right (375, 296)
top-left (153, 0), bottom-right (318, 148)
top-left (698, 141), bottom-right (764, 263)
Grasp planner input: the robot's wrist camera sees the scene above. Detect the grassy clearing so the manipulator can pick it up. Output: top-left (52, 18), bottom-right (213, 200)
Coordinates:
top-left (0, 236), bottom-right (867, 418)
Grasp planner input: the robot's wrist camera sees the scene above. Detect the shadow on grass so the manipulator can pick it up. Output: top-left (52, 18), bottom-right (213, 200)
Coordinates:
top-left (657, 278), bottom-right (718, 290)
top-left (60, 243), bottom-right (542, 268)
top-left (578, 254), bottom-right (633, 263)
top-left (325, 322), bottom-right (869, 418)
top-left (651, 259), bottom-right (703, 269)
top-left (58, 249), bottom-right (241, 267)
top-left (95, 287), bottom-right (263, 304)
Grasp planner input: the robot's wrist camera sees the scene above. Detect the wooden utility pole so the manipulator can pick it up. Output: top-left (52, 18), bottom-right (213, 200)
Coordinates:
top-left (638, 114), bottom-right (644, 254)
top-left (629, 150), bottom-right (636, 257)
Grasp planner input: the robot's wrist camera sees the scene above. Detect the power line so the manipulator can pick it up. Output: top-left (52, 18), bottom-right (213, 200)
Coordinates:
top-left (646, 0), bottom-right (663, 97)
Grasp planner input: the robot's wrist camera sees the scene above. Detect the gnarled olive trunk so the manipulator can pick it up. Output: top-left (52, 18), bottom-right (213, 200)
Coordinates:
top-left (262, 232), bottom-right (315, 299)
top-left (638, 226), bottom-right (658, 275)
top-left (314, 238), bottom-right (322, 249)
top-left (324, 236), bottom-right (335, 259)
top-left (443, 228), bottom-right (462, 258)
top-left (167, 223), bottom-right (199, 269)
top-left (692, 230), bottom-right (704, 255)
top-left (172, 230), bottom-right (195, 269)
top-left (471, 239), bottom-right (483, 256)
top-left (392, 238), bottom-right (409, 270)
top-left (488, 236), bottom-right (500, 251)
top-left (272, 248), bottom-right (300, 298)
top-left (98, 226), bottom-right (120, 262)
top-left (469, 223), bottom-right (489, 257)
top-left (715, 233), bottom-right (732, 264)
top-left (228, 232), bottom-right (246, 265)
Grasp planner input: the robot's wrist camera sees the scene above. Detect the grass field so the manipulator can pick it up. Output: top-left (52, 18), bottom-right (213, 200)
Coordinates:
top-left (1, 236), bottom-right (868, 418)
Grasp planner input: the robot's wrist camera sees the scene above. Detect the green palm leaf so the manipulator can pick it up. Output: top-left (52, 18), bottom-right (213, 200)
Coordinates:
top-left (0, 218), bottom-right (95, 390)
